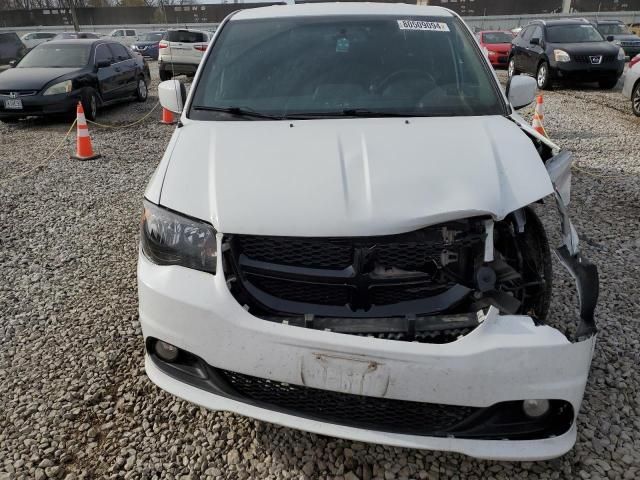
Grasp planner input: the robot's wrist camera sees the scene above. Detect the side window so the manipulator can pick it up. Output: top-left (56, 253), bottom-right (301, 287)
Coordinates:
top-left (108, 43), bottom-right (131, 62)
top-left (531, 26), bottom-right (543, 42)
top-left (521, 26), bottom-right (534, 42)
top-left (95, 44), bottom-right (115, 66)
top-left (126, 30), bottom-right (136, 37)
top-left (113, 30), bottom-right (123, 37)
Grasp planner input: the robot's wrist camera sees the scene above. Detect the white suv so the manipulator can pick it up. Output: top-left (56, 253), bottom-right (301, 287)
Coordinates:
top-left (157, 29), bottom-right (210, 81)
top-left (20, 32), bottom-right (57, 50)
top-left (141, 3), bottom-right (599, 461)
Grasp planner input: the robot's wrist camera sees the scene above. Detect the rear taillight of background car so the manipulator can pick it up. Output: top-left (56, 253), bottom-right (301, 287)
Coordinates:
top-left (194, 44), bottom-right (207, 52)
top-left (159, 41), bottom-right (168, 49)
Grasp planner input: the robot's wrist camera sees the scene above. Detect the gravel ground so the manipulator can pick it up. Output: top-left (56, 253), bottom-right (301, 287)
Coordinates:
top-left (1, 65), bottom-right (639, 480)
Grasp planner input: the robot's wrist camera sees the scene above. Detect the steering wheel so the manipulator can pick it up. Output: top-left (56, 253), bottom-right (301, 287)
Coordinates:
top-left (374, 69), bottom-right (436, 94)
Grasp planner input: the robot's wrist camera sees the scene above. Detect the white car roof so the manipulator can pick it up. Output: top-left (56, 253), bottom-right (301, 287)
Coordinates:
top-left (232, 3), bottom-right (454, 21)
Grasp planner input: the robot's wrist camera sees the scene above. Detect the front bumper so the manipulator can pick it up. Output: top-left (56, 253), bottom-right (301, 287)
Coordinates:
top-left (550, 59), bottom-right (624, 81)
top-left (0, 91), bottom-right (80, 118)
top-left (138, 245), bottom-right (596, 461)
top-left (488, 53), bottom-right (509, 67)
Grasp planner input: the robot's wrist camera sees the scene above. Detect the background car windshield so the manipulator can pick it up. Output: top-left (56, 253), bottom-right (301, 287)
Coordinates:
top-left (547, 24), bottom-right (604, 43)
top-left (598, 24), bottom-right (630, 35)
top-left (191, 15), bottom-right (505, 118)
top-left (18, 44), bottom-right (90, 67)
top-left (483, 32), bottom-right (513, 43)
top-left (142, 32), bottom-right (164, 41)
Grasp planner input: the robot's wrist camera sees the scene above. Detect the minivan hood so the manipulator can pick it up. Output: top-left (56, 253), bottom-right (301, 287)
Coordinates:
top-left (0, 67), bottom-right (81, 91)
top-left (158, 116), bottom-right (554, 236)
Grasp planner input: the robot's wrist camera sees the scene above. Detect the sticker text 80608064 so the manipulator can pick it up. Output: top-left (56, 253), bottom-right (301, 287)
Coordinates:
top-left (397, 20), bottom-right (450, 32)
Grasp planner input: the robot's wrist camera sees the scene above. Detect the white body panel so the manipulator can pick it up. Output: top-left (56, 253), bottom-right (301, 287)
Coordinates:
top-left (622, 63), bottom-right (640, 99)
top-left (157, 116), bottom-right (553, 236)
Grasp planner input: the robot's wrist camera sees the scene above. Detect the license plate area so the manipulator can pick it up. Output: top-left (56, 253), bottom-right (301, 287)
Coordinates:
top-left (4, 98), bottom-right (22, 110)
top-left (301, 352), bottom-right (390, 397)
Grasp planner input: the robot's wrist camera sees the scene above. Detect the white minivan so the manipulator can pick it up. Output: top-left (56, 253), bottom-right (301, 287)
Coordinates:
top-left (139, 3), bottom-right (599, 461)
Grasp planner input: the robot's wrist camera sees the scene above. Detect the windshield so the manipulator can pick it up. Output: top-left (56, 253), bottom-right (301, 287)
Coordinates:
top-left (190, 15), bottom-right (505, 120)
top-left (547, 24), bottom-right (604, 43)
top-left (598, 23), bottom-right (631, 35)
top-left (18, 44), bottom-right (90, 67)
top-left (482, 32), bottom-right (513, 44)
top-left (142, 32), bottom-right (164, 42)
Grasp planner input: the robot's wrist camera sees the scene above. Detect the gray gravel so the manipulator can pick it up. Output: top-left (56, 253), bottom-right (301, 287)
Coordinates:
top-left (1, 65), bottom-right (639, 480)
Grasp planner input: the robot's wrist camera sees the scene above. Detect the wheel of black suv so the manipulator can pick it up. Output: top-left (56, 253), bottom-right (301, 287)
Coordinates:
top-left (598, 77), bottom-right (618, 90)
top-left (508, 57), bottom-right (518, 78)
top-left (159, 69), bottom-right (172, 81)
top-left (494, 207), bottom-right (553, 322)
top-left (536, 61), bottom-right (552, 90)
top-left (632, 83), bottom-right (640, 117)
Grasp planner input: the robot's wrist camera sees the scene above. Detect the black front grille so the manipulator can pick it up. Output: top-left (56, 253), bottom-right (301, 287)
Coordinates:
top-left (220, 369), bottom-right (476, 435)
top-left (250, 275), bottom-right (350, 305)
top-left (573, 55), bottom-right (616, 63)
top-left (226, 219), bottom-right (485, 317)
top-left (237, 235), bottom-right (352, 269)
top-left (0, 90), bottom-right (38, 96)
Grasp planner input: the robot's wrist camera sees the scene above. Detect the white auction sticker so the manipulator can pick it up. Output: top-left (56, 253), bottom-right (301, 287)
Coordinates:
top-left (397, 20), bottom-right (450, 32)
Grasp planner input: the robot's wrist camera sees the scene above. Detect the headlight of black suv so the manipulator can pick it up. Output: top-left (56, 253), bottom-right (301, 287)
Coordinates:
top-left (141, 200), bottom-right (217, 274)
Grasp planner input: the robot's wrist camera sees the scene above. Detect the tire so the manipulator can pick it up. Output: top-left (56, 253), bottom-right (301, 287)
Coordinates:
top-left (135, 77), bottom-right (148, 102)
top-left (536, 61), bottom-right (552, 90)
top-left (495, 207), bottom-right (553, 322)
top-left (82, 89), bottom-right (98, 121)
top-left (632, 82), bottom-right (640, 117)
top-left (159, 69), bottom-right (172, 81)
top-left (507, 57), bottom-right (519, 78)
top-left (598, 77), bottom-right (618, 89)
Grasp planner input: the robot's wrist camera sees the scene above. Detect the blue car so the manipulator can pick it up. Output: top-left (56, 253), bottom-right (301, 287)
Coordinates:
top-left (131, 31), bottom-right (165, 60)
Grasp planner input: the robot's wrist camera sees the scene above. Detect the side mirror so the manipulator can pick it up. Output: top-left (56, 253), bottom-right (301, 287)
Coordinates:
top-left (530, 37), bottom-right (540, 46)
top-left (158, 79), bottom-right (187, 114)
top-left (606, 35), bottom-right (615, 42)
top-left (508, 75), bottom-right (537, 110)
top-left (8, 60), bottom-right (17, 68)
top-left (96, 60), bottom-right (111, 69)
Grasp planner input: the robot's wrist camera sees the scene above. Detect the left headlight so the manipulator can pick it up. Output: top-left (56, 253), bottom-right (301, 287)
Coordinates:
top-left (43, 79), bottom-right (72, 96)
top-left (141, 200), bottom-right (218, 274)
top-left (618, 47), bottom-right (626, 60)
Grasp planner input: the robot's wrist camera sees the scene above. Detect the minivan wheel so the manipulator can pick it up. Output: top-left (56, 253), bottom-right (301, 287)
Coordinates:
top-left (159, 69), bottom-right (172, 81)
top-left (508, 58), bottom-right (518, 78)
top-left (136, 78), bottom-right (148, 102)
top-left (598, 77), bottom-right (618, 90)
top-left (632, 83), bottom-right (640, 116)
top-left (536, 61), bottom-right (551, 90)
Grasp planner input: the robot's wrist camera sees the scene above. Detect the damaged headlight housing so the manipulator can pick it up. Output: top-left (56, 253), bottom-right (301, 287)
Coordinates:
top-left (141, 200), bottom-right (217, 274)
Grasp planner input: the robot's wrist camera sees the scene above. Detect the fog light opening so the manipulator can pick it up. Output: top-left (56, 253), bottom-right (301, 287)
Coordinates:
top-left (155, 340), bottom-right (179, 362)
top-left (522, 399), bottom-right (551, 418)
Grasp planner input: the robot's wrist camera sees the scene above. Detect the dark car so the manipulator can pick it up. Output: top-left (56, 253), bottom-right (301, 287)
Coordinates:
top-left (131, 31), bottom-right (165, 60)
top-left (0, 39), bottom-right (151, 123)
top-left (593, 19), bottom-right (640, 58)
top-left (509, 18), bottom-right (625, 90)
top-left (53, 32), bottom-right (101, 40)
top-left (0, 32), bottom-right (27, 66)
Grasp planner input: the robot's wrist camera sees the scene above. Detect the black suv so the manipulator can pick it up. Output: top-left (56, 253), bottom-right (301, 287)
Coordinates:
top-left (593, 19), bottom-right (640, 58)
top-left (509, 19), bottom-right (624, 89)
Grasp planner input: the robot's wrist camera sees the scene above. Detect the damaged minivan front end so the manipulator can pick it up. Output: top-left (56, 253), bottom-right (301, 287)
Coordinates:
top-left (138, 4), bottom-right (598, 461)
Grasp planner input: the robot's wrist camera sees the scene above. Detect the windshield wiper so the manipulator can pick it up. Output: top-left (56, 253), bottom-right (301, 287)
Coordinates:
top-left (191, 105), bottom-right (283, 120)
top-left (285, 109), bottom-right (446, 119)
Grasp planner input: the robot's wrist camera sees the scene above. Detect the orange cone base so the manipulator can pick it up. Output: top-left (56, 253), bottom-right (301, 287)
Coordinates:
top-left (71, 152), bottom-right (102, 161)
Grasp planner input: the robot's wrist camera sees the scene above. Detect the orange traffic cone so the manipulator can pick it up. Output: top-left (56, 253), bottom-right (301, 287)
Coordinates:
top-left (71, 102), bottom-right (101, 161)
top-left (160, 107), bottom-right (176, 125)
top-left (531, 95), bottom-right (547, 137)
